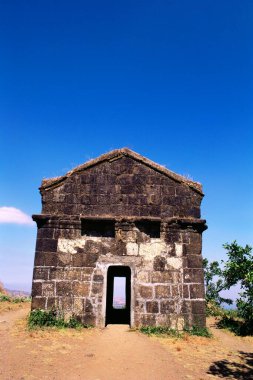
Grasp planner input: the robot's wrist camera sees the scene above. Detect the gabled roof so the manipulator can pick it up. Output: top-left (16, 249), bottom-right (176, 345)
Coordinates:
top-left (40, 148), bottom-right (203, 194)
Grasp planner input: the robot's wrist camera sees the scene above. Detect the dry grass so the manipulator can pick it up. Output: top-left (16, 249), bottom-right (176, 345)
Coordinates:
top-left (0, 301), bottom-right (30, 314)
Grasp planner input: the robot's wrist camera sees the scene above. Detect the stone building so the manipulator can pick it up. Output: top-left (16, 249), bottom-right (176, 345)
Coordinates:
top-left (32, 148), bottom-right (207, 328)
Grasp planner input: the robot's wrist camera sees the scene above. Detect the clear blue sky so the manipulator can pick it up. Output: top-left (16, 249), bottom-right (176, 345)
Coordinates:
top-left (0, 1), bottom-right (252, 292)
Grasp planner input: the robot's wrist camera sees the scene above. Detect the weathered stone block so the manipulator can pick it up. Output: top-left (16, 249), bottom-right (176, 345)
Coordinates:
top-left (171, 285), bottom-right (181, 297)
top-left (182, 300), bottom-right (191, 314)
top-left (183, 269), bottom-right (204, 283)
top-left (160, 300), bottom-right (176, 314)
top-left (72, 253), bottom-right (84, 267)
top-left (185, 255), bottom-right (203, 268)
top-left (37, 227), bottom-right (54, 239)
top-left (34, 252), bottom-right (44, 266)
top-left (60, 297), bottom-right (73, 312)
top-left (191, 300), bottom-right (205, 314)
top-left (33, 268), bottom-right (48, 280)
top-left (189, 284), bottom-right (205, 299)
top-left (135, 300), bottom-right (145, 313)
top-left (72, 281), bottom-right (90, 296)
top-left (43, 252), bottom-right (57, 266)
top-left (31, 282), bottom-right (42, 297)
top-left (56, 281), bottom-right (72, 296)
top-left (146, 301), bottom-right (159, 313)
top-left (91, 282), bottom-right (103, 295)
top-left (183, 285), bottom-right (189, 298)
top-left (93, 274), bottom-right (104, 282)
top-left (151, 271), bottom-right (180, 283)
top-left (73, 298), bottom-right (84, 314)
top-left (65, 269), bottom-right (82, 281)
top-left (155, 285), bottom-right (171, 298)
top-left (139, 285), bottom-right (153, 299)
top-left (47, 297), bottom-right (57, 309)
top-left (137, 271), bottom-right (149, 283)
top-left (35, 238), bottom-right (43, 252)
top-left (85, 298), bottom-right (93, 313)
top-left (139, 314), bottom-right (156, 326)
top-left (49, 268), bottom-right (65, 280)
top-left (42, 282), bottom-right (55, 297)
top-left (153, 256), bottom-right (166, 271)
top-left (83, 313), bottom-right (96, 325)
top-left (191, 314), bottom-right (206, 327)
top-left (31, 297), bottom-right (46, 310)
top-left (57, 252), bottom-right (72, 267)
top-left (165, 230), bottom-right (180, 244)
top-left (44, 239), bottom-right (58, 252)
top-left (85, 252), bottom-right (99, 267)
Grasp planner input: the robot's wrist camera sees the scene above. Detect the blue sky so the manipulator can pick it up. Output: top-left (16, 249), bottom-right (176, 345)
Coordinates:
top-left (0, 1), bottom-right (252, 292)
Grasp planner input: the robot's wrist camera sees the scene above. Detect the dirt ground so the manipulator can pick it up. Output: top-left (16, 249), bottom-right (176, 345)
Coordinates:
top-left (0, 304), bottom-right (252, 380)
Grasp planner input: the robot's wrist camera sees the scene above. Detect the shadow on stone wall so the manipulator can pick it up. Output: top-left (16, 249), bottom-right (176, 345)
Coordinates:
top-left (207, 351), bottom-right (253, 379)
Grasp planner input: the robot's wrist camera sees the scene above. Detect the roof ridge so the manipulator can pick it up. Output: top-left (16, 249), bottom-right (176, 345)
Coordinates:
top-left (40, 148), bottom-right (203, 194)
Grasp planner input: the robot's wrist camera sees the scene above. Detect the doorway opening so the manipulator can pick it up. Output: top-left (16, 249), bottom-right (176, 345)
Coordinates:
top-left (105, 266), bottom-right (131, 326)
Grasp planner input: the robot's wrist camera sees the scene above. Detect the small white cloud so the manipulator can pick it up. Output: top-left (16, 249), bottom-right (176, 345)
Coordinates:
top-left (0, 207), bottom-right (35, 226)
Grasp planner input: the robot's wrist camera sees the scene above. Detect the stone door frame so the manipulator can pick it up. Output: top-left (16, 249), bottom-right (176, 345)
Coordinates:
top-left (101, 262), bottom-right (135, 327)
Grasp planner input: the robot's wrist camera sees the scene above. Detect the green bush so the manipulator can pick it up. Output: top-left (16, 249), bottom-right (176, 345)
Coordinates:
top-left (217, 314), bottom-right (253, 336)
top-left (139, 325), bottom-right (182, 337)
top-left (28, 309), bottom-right (92, 329)
top-left (0, 293), bottom-right (11, 302)
top-left (28, 309), bottom-right (64, 328)
top-left (12, 296), bottom-right (31, 303)
top-left (140, 325), bottom-right (212, 338)
top-left (0, 292), bottom-right (31, 303)
top-left (206, 301), bottom-right (225, 317)
top-left (183, 325), bottom-right (212, 338)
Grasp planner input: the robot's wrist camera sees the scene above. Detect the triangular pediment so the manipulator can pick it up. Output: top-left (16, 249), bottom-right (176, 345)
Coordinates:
top-left (41, 148), bottom-right (203, 194)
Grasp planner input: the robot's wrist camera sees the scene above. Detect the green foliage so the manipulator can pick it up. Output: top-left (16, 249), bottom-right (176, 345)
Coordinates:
top-left (204, 242), bottom-right (253, 335)
top-left (28, 309), bottom-right (64, 328)
top-left (12, 296), bottom-right (31, 303)
top-left (67, 316), bottom-right (84, 329)
top-left (203, 258), bottom-right (232, 309)
top-left (183, 325), bottom-right (212, 338)
top-left (139, 325), bottom-right (212, 338)
top-left (28, 309), bottom-right (91, 329)
top-left (0, 292), bottom-right (31, 303)
top-left (217, 315), bottom-right (252, 336)
top-left (139, 325), bottom-right (182, 337)
top-left (222, 241), bottom-right (253, 333)
top-left (0, 293), bottom-right (11, 302)
top-left (205, 301), bottom-right (224, 317)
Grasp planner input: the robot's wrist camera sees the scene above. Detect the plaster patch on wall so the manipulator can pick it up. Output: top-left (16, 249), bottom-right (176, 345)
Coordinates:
top-left (175, 243), bottom-right (183, 257)
top-left (166, 257), bottom-right (183, 270)
top-left (58, 237), bottom-right (112, 254)
top-left (138, 240), bottom-right (167, 259)
top-left (126, 242), bottom-right (139, 256)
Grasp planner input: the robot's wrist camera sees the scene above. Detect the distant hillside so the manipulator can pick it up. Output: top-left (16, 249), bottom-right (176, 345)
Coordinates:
top-left (5, 289), bottom-right (31, 297)
top-left (0, 281), bottom-right (7, 294)
top-left (0, 281), bottom-right (30, 297)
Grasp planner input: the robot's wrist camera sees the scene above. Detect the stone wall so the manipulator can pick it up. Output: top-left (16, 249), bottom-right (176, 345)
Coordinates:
top-left (40, 156), bottom-right (202, 219)
top-left (32, 151), bottom-right (207, 328)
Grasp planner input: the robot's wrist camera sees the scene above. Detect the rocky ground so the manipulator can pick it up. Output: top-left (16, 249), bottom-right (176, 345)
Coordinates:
top-left (0, 304), bottom-right (252, 380)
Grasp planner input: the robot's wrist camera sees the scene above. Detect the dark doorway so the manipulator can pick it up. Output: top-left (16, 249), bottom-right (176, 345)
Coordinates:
top-left (105, 266), bottom-right (131, 326)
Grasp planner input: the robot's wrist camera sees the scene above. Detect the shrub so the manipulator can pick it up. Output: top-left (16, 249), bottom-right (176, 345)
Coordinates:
top-left (222, 242), bottom-right (253, 331)
top-left (140, 325), bottom-right (182, 337)
top-left (183, 325), bottom-right (212, 338)
top-left (139, 325), bottom-right (212, 338)
top-left (0, 293), bottom-right (11, 302)
top-left (28, 309), bottom-right (92, 329)
top-left (0, 293), bottom-right (31, 303)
